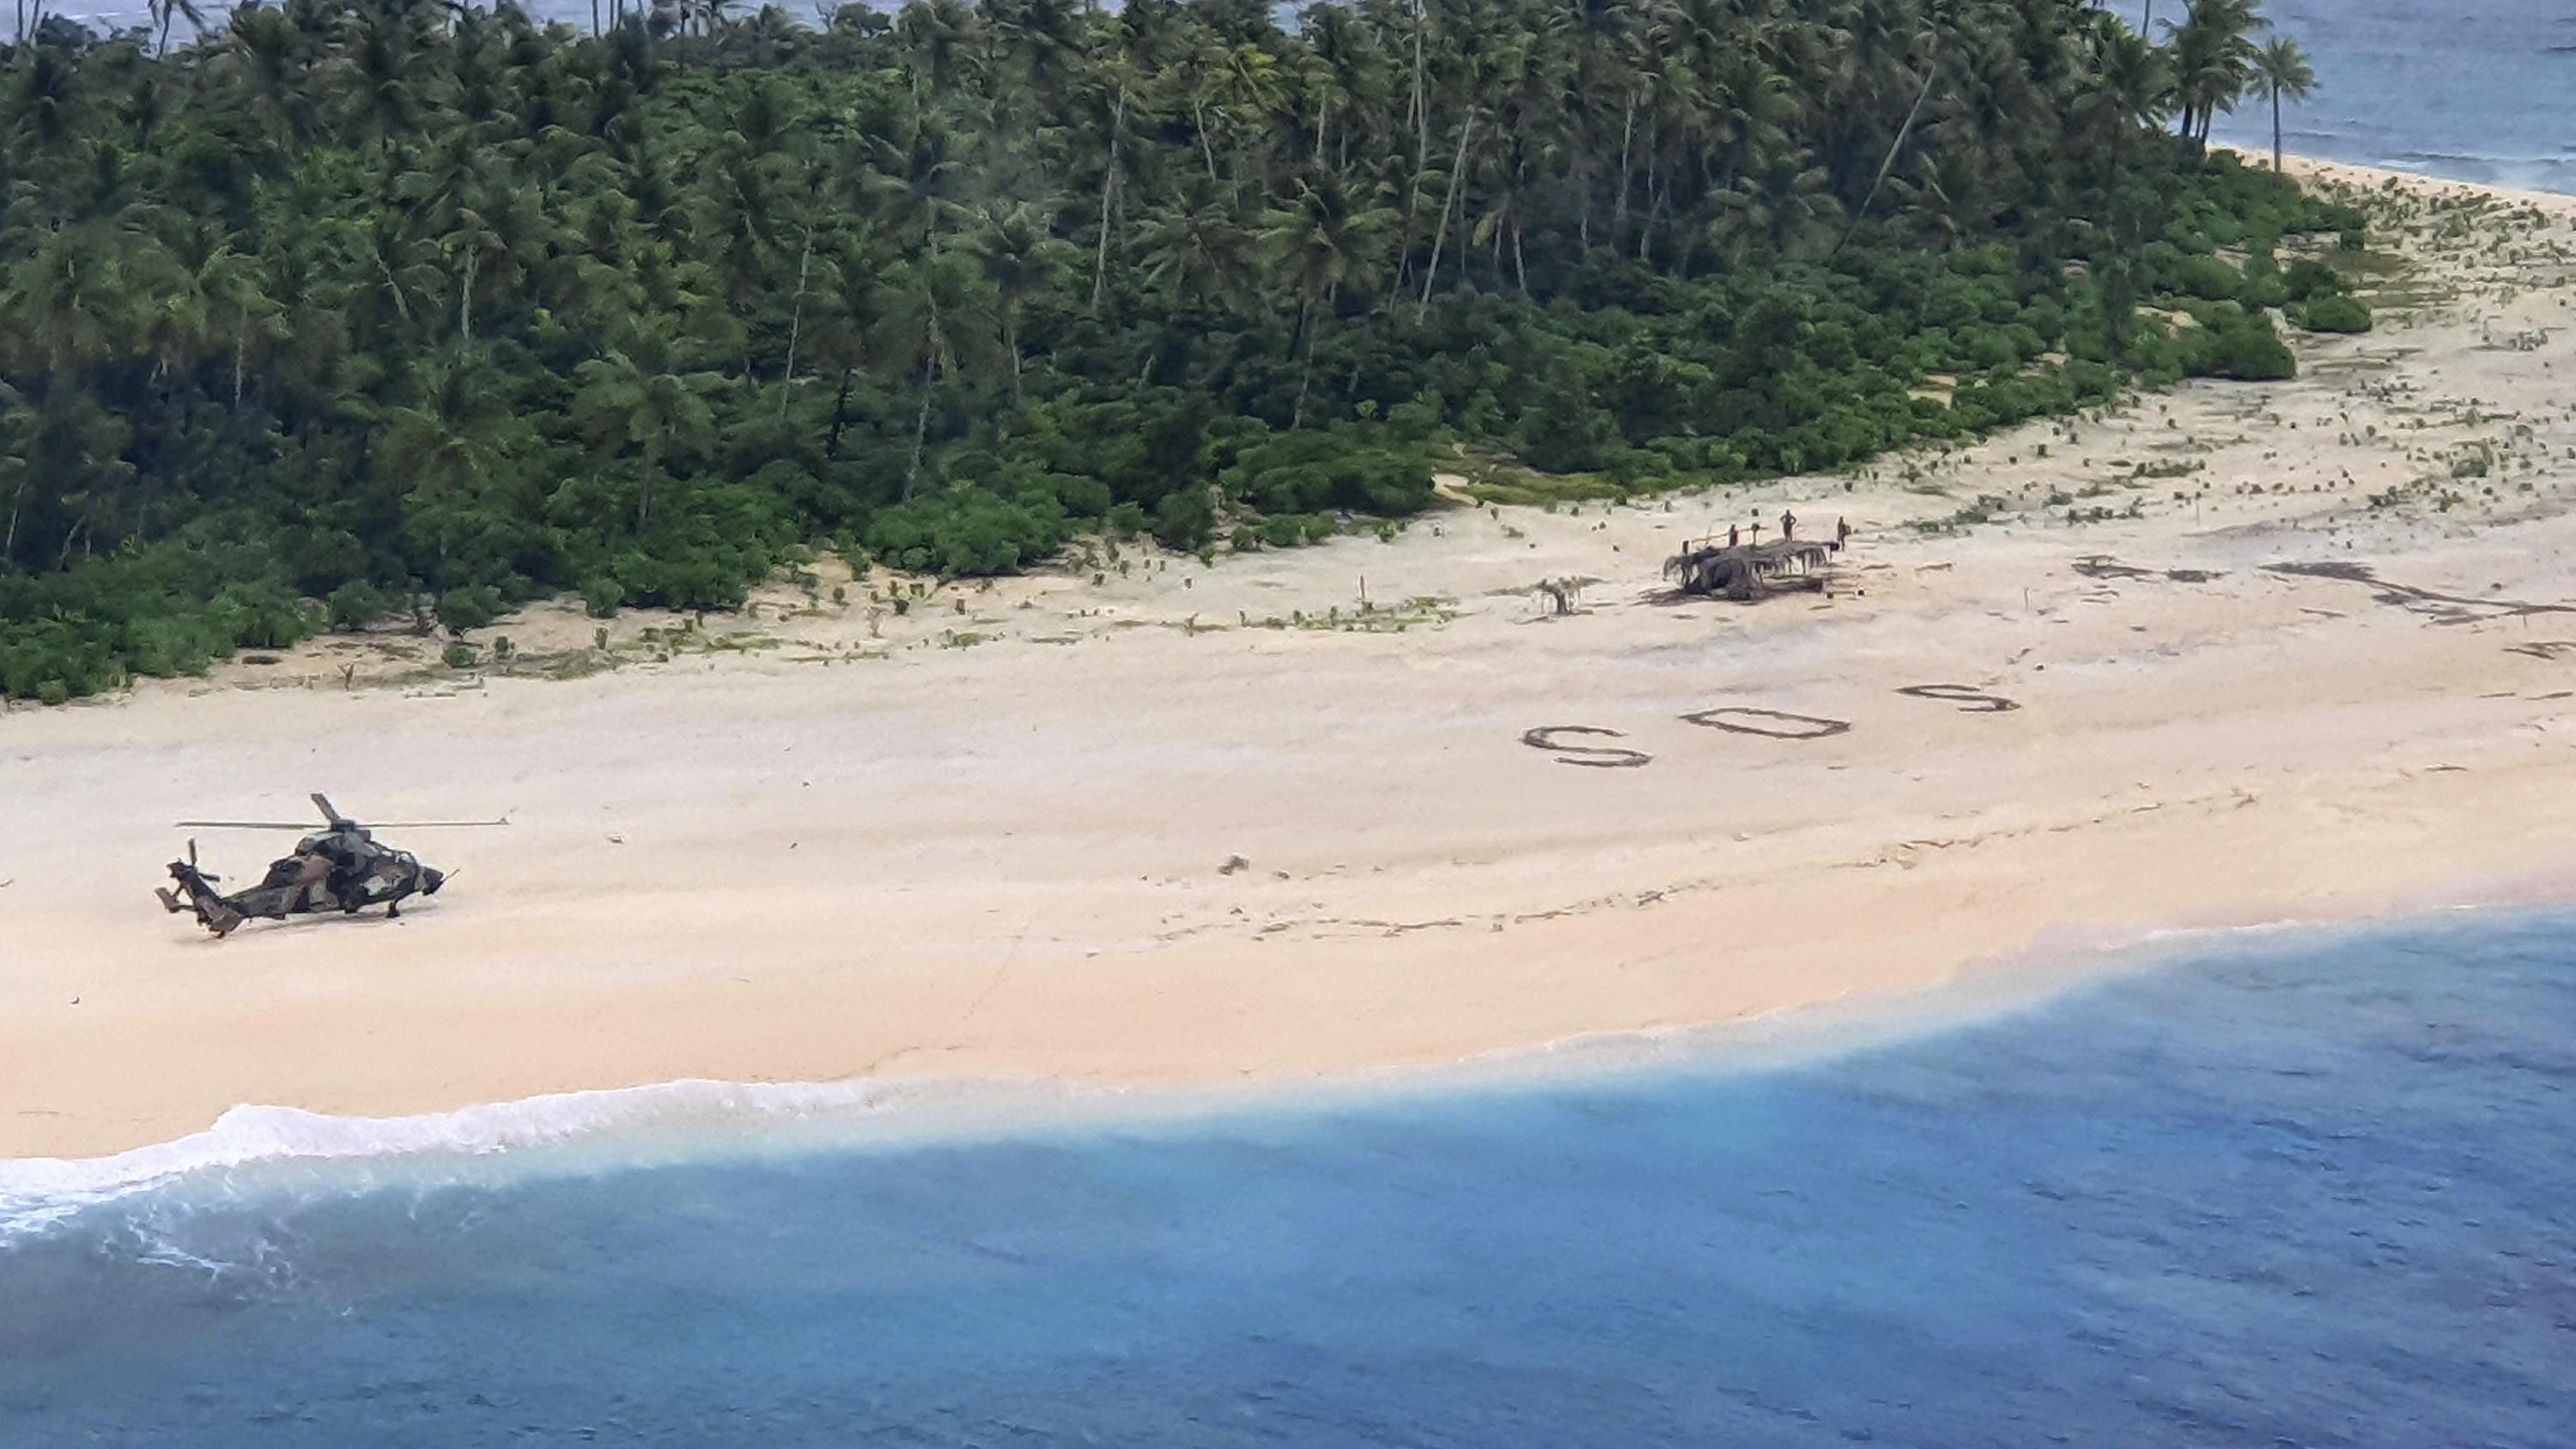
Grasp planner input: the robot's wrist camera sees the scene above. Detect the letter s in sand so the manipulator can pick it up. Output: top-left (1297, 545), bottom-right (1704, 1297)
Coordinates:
top-left (1896, 684), bottom-right (2020, 713)
top-left (1522, 725), bottom-right (1654, 768)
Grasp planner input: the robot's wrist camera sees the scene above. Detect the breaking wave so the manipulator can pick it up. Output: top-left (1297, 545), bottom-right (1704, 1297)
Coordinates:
top-left (0, 1079), bottom-right (903, 1245)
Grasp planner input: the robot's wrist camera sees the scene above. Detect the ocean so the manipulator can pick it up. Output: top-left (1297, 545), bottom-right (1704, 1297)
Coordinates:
top-left (2200, 0), bottom-right (2576, 196)
top-left (4, 910), bottom-right (2573, 1446)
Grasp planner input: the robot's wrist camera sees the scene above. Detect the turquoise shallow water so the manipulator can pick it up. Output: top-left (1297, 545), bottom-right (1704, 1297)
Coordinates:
top-left (3, 911), bottom-right (2572, 1446)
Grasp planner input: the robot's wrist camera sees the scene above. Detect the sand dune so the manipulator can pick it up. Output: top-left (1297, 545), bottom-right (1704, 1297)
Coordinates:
top-left (7, 158), bottom-right (2576, 1159)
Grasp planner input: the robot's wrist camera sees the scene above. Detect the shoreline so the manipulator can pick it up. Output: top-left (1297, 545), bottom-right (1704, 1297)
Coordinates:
top-left (2266, 150), bottom-right (2576, 209)
top-left (7, 161), bottom-right (2576, 1161)
top-left (6, 896), bottom-right (2560, 1227)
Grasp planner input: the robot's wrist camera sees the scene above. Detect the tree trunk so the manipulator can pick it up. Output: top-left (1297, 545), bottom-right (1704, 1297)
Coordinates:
top-left (639, 438), bottom-right (657, 533)
top-left (825, 366), bottom-right (854, 460)
top-left (1829, 59), bottom-right (1940, 260)
top-left (1291, 297), bottom-right (1315, 430)
top-left (1637, 156), bottom-right (1662, 262)
top-left (233, 334), bottom-right (246, 408)
top-left (1418, 109), bottom-right (1476, 317)
top-left (1091, 88), bottom-right (1126, 314)
top-left (904, 379), bottom-right (932, 498)
top-left (1577, 151), bottom-right (1593, 249)
top-left (1192, 99), bottom-right (1218, 179)
top-left (2271, 84), bottom-right (2283, 172)
top-left (459, 246), bottom-right (475, 359)
top-left (1005, 315), bottom-right (1023, 404)
top-left (779, 228), bottom-right (812, 415)
top-left (1410, 0), bottom-right (1427, 164)
top-left (1613, 97), bottom-right (1636, 245)
top-left (57, 505), bottom-right (89, 570)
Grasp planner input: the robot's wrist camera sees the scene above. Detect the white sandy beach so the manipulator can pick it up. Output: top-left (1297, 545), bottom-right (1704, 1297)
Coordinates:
top-left (5, 157), bottom-right (2574, 1161)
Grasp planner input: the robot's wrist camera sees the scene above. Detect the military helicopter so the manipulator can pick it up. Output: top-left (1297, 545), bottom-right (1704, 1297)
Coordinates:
top-left (158, 794), bottom-right (504, 938)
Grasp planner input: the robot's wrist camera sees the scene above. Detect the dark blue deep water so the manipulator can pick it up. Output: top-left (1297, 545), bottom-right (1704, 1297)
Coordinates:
top-left (3, 912), bottom-right (2573, 1446)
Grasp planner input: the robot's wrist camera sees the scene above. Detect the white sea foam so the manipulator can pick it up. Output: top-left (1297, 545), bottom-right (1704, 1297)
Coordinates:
top-left (0, 1078), bottom-right (894, 1244)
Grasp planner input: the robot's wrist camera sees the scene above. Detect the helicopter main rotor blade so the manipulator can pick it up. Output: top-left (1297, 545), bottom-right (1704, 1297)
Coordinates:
top-left (173, 818), bottom-right (507, 830)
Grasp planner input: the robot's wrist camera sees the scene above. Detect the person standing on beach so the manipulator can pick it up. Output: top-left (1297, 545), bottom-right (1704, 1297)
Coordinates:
top-left (1781, 509), bottom-right (1797, 541)
top-left (1728, 524), bottom-right (1740, 548)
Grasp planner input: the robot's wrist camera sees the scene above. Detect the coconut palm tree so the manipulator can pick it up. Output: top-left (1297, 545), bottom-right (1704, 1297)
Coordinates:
top-left (196, 244), bottom-right (287, 406)
top-left (967, 200), bottom-right (1078, 402)
top-left (146, 0), bottom-right (206, 58)
top-left (1133, 173), bottom-right (1255, 316)
top-left (2251, 35), bottom-right (2315, 173)
top-left (1258, 170), bottom-right (1397, 426)
top-left (0, 227), bottom-right (131, 385)
top-left (2162, 0), bottom-right (2266, 150)
top-left (572, 329), bottom-right (724, 533)
top-left (378, 356), bottom-right (538, 587)
top-left (871, 251), bottom-right (999, 496)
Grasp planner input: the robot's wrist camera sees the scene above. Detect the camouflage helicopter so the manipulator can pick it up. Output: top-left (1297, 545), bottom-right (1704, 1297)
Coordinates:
top-left (158, 794), bottom-right (503, 938)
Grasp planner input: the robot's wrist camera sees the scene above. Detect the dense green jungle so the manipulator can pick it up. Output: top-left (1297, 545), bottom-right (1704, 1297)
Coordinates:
top-left (0, 0), bottom-right (2362, 701)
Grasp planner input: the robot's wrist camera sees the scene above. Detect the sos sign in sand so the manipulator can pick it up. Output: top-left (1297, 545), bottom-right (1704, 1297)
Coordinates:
top-left (1522, 686), bottom-right (2017, 767)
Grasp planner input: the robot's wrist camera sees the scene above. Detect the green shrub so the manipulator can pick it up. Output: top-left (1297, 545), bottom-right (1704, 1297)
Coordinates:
top-left (442, 641), bottom-right (479, 669)
top-left (211, 582), bottom-right (313, 651)
top-left (2163, 253), bottom-right (2241, 303)
top-left (1218, 427), bottom-right (1434, 516)
top-left (2282, 258), bottom-right (2344, 302)
top-left (2291, 294), bottom-right (2373, 334)
top-left (1154, 487), bottom-right (1217, 551)
top-left (1256, 513), bottom-right (1308, 549)
top-left (435, 585), bottom-right (505, 635)
top-left (2185, 314), bottom-right (2297, 381)
top-left (124, 614), bottom-right (222, 677)
top-left (326, 581), bottom-right (389, 631)
top-left (582, 578), bottom-right (626, 617)
top-left (865, 486), bottom-right (1073, 577)
top-left (2238, 252), bottom-right (2288, 310)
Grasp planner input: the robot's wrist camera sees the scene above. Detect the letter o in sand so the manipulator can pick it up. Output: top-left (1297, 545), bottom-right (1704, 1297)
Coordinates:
top-left (1522, 725), bottom-right (1655, 768)
top-left (1679, 706), bottom-right (1852, 740)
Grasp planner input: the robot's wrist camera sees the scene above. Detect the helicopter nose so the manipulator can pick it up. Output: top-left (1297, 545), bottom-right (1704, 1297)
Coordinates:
top-left (422, 868), bottom-right (447, 895)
